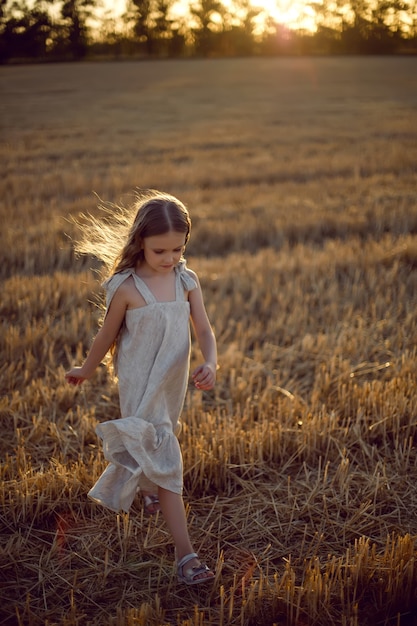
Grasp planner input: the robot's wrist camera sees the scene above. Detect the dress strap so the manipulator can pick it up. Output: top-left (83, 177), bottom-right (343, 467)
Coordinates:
top-left (131, 274), bottom-right (157, 305)
top-left (102, 270), bottom-right (133, 309)
top-left (102, 269), bottom-right (156, 308)
top-left (103, 264), bottom-right (196, 308)
top-left (175, 260), bottom-right (198, 301)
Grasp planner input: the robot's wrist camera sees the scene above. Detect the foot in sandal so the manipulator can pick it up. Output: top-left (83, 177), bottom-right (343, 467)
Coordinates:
top-left (177, 552), bottom-right (214, 585)
top-left (143, 493), bottom-right (161, 515)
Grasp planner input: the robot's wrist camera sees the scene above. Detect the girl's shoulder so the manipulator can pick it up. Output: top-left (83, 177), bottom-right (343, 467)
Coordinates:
top-left (113, 274), bottom-right (136, 296)
top-left (102, 269), bottom-right (135, 307)
top-left (102, 268), bottom-right (133, 288)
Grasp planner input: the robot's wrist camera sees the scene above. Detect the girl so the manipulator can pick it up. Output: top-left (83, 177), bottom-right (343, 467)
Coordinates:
top-left (65, 190), bottom-right (217, 585)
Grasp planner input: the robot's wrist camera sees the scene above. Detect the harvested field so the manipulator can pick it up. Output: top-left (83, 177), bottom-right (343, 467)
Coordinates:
top-left (1, 56), bottom-right (417, 625)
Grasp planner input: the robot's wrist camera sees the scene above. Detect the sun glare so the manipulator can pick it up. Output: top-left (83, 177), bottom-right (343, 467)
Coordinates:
top-left (102, 0), bottom-right (318, 32)
top-left (252, 0), bottom-right (318, 31)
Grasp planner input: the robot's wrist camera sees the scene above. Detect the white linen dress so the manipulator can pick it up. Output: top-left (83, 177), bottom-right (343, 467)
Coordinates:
top-left (87, 261), bottom-right (197, 513)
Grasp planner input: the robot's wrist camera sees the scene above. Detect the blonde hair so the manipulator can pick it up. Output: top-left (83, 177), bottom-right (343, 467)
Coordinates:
top-left (74, 189), bottom-right (191, 278)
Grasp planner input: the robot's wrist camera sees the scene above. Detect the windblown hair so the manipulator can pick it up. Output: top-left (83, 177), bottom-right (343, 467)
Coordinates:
top-left (73, 189), bottom-right (191, 278)
top-left (72, 190), bottom-right (192, 374)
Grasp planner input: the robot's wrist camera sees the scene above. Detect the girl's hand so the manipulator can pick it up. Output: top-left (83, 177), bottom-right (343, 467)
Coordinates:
top-left (191, 362), bottom-right (216, 391)
top-left (65, 367), bottom-right (87, 386)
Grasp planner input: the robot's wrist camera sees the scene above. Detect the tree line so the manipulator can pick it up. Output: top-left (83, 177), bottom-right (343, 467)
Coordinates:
top-left (1, 0), bottom-right (416, 63)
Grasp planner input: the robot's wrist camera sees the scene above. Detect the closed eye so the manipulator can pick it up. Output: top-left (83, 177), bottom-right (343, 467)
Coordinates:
top-left (153, 247), bottom-right (183, 254)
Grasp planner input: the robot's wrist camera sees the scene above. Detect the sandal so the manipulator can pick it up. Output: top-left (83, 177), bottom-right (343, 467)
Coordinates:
top-left (177, 552), bottom-right (214, 586)
top-left (143, 493), bottom-right (161, 515)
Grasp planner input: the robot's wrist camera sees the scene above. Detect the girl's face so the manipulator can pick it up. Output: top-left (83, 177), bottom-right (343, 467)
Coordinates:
top-left (141, 231), bottom-right (186, 274)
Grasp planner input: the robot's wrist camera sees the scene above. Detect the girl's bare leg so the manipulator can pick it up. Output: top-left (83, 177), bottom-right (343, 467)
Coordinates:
top-left (158, 486), bottom-right (213, 580)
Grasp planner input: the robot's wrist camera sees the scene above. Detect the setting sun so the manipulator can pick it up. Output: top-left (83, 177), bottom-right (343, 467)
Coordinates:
top-left (252, 0), bottom-right (318, 30)
top-left (102, 0), bottom-right (318, 31)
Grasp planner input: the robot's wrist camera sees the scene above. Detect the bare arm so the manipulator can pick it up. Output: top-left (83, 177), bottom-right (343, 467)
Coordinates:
top-left (188, 271), bottom-right (217, 390)
top-left (65, 287), bottom-right (128, 385)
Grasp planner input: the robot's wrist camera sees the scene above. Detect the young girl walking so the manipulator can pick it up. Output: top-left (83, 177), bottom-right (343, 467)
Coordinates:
top-left (65, 190), bottom-right (217, 585)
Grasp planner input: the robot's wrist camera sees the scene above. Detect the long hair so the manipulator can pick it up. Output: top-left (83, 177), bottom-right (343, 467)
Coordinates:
top-left (73, 189), bottom-right (191, 278)
top-left (71, 190), bottom-right (192, 374)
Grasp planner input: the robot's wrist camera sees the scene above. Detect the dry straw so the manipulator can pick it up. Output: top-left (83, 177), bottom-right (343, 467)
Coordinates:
top-left (1, 58), bottom-right (417, 625)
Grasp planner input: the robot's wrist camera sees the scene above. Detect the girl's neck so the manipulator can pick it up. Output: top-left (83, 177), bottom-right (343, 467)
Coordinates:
top-left (135, 262), bottom-right (176, 280)
top-left (135, 263), bottom-right (177, 302)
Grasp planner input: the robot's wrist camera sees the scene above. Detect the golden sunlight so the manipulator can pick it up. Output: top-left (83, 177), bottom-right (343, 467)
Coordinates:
top-left (252, 0), bottom-right (318, 31)
top-left (102, 0), bottom-right (318, 31)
